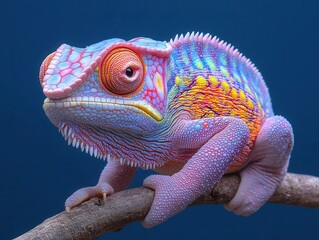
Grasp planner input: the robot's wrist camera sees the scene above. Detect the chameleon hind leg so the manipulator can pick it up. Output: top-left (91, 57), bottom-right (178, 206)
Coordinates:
top-left (65, 160), bottom-right (137, 212)
top-left (225, 116), bottom-right (294, 215)
top-left (142, 117), bottom-right (250, 228)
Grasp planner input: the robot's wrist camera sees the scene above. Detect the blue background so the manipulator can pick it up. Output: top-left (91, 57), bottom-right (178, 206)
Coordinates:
top-left (1, 0), bottom-right (318, 239)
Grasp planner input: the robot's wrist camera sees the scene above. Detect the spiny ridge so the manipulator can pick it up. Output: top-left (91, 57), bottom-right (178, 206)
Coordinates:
top-left (169, 31), bottom-right (262, 79)
top-left (59, 123), bottom-right (162, 170)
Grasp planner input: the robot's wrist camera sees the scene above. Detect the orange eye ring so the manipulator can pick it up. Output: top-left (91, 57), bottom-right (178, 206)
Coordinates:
top-left (39, 51), bottom-right (56, 85)
top-left (99, 48), bottom-right (144, 95)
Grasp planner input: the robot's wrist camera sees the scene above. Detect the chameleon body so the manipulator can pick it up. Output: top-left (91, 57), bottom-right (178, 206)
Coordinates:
top-left (40, 32), bottom-right (293, 228)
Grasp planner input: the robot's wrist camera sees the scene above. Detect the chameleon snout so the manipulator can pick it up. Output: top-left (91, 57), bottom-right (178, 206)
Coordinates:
top-left (39, 44), bottom-right (98, 99)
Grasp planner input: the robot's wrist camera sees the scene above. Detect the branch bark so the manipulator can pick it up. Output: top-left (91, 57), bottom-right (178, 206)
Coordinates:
top-left (15, 173), bottom-right (319, 240)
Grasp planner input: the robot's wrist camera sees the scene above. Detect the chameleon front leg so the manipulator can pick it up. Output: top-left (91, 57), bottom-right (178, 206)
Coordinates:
top-left (65, 160), bottom-right (137, 212)
top-left (142, 117), bottom-right (250, 228)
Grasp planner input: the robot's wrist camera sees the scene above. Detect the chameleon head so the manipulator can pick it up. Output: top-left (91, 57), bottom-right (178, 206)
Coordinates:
top-left (40, 38), bottom-right (172, 161)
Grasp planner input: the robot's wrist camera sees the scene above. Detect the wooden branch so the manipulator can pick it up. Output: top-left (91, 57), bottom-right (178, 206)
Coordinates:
top-left (15, 173), bottom-right (319, 240)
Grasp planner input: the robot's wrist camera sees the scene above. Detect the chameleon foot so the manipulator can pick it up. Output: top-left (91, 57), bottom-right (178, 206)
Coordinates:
top-left (142, 174), bottom-right (192, 228)
top-left (65, 182), bottom-right (114, 212)
top-left (65, 160), bottom-right (137, 212)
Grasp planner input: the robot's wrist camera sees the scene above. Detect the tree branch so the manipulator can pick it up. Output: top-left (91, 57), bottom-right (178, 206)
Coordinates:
top-left (15, 173), bottom-right (319, 240)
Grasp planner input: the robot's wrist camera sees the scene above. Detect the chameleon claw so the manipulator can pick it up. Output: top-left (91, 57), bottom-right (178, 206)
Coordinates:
top-left (103, 192), bottom-right (107, 202)
top-left (65, 206), bottom-right (71, 213)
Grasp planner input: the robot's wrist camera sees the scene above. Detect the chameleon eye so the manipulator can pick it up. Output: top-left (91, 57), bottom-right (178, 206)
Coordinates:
top-left (39, 51), bottom-right (56, 85)
top-left (99, 48), bottom-right (144, 95)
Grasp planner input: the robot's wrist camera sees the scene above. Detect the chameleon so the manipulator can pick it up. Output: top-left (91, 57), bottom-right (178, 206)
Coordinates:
top-left (40, 32), bottom-right (294, 228)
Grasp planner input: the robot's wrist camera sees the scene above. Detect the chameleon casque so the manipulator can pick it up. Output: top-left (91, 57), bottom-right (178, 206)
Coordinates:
top-left (40, 32), bottom-right (294, 228)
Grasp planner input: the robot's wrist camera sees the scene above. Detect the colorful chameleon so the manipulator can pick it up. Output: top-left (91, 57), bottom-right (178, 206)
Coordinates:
top-left (40, 32), bottom-right (294, 228)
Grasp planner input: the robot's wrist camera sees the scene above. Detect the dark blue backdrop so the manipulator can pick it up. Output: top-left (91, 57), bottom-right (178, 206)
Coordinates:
top-left (1, 0), bottom-right (318, 239)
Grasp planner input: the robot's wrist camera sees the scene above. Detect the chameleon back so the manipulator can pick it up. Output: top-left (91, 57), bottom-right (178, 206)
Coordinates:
top-left (166, 33), bottom-right (273, 172)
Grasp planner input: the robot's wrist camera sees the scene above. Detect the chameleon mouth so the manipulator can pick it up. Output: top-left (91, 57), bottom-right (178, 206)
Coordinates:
top-left (43, 97), bottom-right (162, 121)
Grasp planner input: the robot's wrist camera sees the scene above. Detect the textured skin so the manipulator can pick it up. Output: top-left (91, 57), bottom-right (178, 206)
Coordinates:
top-left (40, 32), bottom-right (294, 228)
